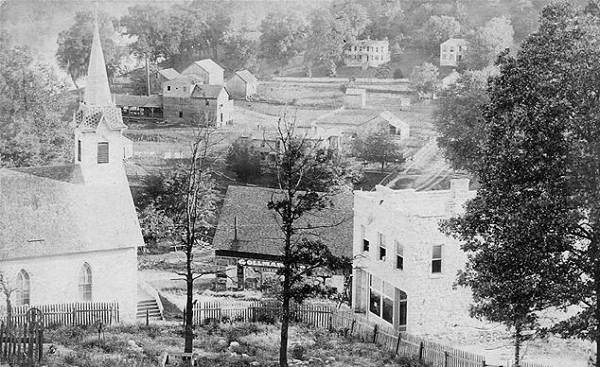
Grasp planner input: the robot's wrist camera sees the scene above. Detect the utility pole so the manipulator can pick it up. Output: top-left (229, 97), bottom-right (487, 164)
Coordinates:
top-left (145, 54), bottom-right (151, 96)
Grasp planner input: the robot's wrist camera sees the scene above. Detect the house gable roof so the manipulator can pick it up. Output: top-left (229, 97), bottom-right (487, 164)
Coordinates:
top-left (191, 84), bottom-right (226, 99)
top-left (213, 185), bottom-right (353, 259)
top-left (0, 168), bottom-right (143, 259)
top-left (234, 70), bottom-right (258, 84)
top-left (158, 68), bottom-right (180, 81)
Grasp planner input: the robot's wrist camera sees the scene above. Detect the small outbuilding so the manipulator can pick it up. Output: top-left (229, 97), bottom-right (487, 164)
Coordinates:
top-left (226, 70), bottom-right (258, 100)
top-left (344, 88), bottom-right (367, 109)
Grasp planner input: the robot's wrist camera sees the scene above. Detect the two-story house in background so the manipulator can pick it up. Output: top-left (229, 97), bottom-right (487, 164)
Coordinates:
top-left (440, 38), bottom-right (468, 67)
top-left (344, 38), bottom-right (391, 68)
top-left (352, 179), bottom-right (477, 334)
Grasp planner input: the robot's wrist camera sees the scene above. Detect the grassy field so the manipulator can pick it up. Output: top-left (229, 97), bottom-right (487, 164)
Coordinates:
top-left (44, 322), bottom-right (428, 367)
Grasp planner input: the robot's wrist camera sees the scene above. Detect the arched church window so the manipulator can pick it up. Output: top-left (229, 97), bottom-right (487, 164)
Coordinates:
top-left (79, 263), bottom-right (92, 301)
top-left (16, 270), bottom-right (30, 306)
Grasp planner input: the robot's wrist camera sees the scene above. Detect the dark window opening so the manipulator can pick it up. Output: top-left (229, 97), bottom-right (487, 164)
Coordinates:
top-left (363, 239), bottom-right (370, 252)
top-left (432, 245), bottom-right (442, 273)
top-left (179, 111), bottom-right (183, 118)
top-left (77, 140), bottom-right (82, 162)
top-left (167, 85), bottom-right (171, 91)
top-left (97, 142), bottom-right (109, 164)
top-left (379, 246), bottom-right (386, 261)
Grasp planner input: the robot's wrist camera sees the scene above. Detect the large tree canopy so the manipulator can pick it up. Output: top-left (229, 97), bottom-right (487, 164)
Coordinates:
top-left (56, 11), bottom-right (125, 88)
top-left (258, 12), bottom-right (307, 72)
top-left (1, 33), bottom-right (72, 168)
top-left (441, 2), bottom-right (600, 365)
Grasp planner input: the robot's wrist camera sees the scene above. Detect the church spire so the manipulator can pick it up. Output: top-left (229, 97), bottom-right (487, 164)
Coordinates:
top-left (83, 11), bottom-right (113, 106)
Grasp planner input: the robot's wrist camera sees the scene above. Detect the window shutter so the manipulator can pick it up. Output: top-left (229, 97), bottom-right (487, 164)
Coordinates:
top-left (97, 142), bottom-right (109, 164)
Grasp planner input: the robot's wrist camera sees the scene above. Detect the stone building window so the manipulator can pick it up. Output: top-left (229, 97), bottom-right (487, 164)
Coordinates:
top-left (97, 142), bottom-right (109, 164)
top-left (369, 274), bottom-right (393, 324)
top-left (167, 85), bottom-right (171, 91)
top-left (179, 111), bottom-right (183, 118)
top-left (16, 270), bottom-right (30, 306)
top-left (79, 263), bottom-right (92, 301)
top-left (395, 241), bottom-right (403, 270)
top-left (378, 232), bottom-right (386, 261)
top-left (432, 245), bottom-right (443, 273)
top-left (361, 225), bottom-right (369, 252)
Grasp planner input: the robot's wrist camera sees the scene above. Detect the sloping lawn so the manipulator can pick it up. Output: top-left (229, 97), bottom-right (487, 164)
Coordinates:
top-left (44, 322), bottom-right (427, 367)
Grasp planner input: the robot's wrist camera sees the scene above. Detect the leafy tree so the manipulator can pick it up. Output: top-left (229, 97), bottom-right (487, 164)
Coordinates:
top-left (0, 32), bottom-right (72, 168)
top-left (56, 11), bottom-right (125, 88)
top-left (121, 3), bottom-right (232, 70)
top-left (413, 15), bottom-right (461, 57)
top-left (304, 9), bottom-right (347, 77)
top-left (226, 139), bottom-right (262, 183)
top-left (462, 16), bottom-right (514, 70)
top-left (434, 70), bottom-right (489, 171)
top-left (409, 62), bottom-right (440, 98)
top-left (220, 32), bottom-right (257, 73)
top-left (352, 126), bottom-right (405, 171)
top-left (266, 117), bottom-right (352, 367)
top-left (304, 0), bottom-right (369, 76)
top-left (258, 12), bottom-right (307, 73)
top-left (330, 0), bottom-right (370, 40)
top-left (441, 2), bottom-right (600, 365)
top-left (359, 0), bottom-right (404, 41)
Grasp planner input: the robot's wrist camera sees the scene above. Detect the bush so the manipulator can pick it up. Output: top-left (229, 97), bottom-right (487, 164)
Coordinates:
top-left (49, 325), bottom-right (87, 346)
top-left (393, 68), bottom-right (404, 79)
top-left (290, 344), bottom-right (306, 360)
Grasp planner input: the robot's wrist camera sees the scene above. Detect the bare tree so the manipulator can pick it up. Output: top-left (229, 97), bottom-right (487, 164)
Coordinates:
top-left (265, 116), bottom-right (352, 367)
top-left (0, 273), bottom-right (15, 328)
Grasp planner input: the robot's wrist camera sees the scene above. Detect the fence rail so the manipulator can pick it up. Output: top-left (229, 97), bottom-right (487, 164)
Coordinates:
top-left (190, 300), bottom-right (553, 367)
top-left (0, 302), bottom-right (119, 328)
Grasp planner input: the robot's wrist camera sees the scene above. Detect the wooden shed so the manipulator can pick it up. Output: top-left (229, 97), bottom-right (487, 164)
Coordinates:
top-left (226, 70), bottom-right (258, 100)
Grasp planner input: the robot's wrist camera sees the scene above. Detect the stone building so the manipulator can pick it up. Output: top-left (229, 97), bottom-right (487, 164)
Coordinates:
top-left (344, 38), bottom-right (391, 68)
top-left (440, 38), bottom-right (468, 67)
top-left (352, 180), bottom-right (477, 334)
top-left (0, 20), bottom-right (142, 322)
top-left (226, 70), bottom-right (258, 100)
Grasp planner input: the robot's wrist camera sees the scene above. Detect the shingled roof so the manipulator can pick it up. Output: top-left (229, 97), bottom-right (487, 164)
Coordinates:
top-left (213, 186), bottom-right (353, 259)
top-left (0, 168), bottom-right (143, 260)
top-left (234, 70), bottom-right (258, 84)
top-left (191, 85), bottom-right (226, 99)
top-left (158, 68), bottom-right (180, 81)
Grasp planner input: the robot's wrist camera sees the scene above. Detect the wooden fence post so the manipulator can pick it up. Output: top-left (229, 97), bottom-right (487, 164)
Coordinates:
top-left (328, 314), bottom-right (333, 332)
top-left (418, 341), bottom-right (424, 362)
top-left (350, 319), bottom-right (356, 336)
top-left (72, 308), bottom-right (77, 326)
top-left (146, 309), bottom-right (149, 326)
top-left (372, 324), bottom-right (378, 344)
top-left (481, 361), bottom-right (486, 367)
top-left (443, 351), bottom-right (448, 367)
top-left (395, 332), bottom-right (402, 355)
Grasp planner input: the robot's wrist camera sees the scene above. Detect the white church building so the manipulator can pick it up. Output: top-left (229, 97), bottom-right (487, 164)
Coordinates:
top-left (0, 20), bottom-right (142, 321)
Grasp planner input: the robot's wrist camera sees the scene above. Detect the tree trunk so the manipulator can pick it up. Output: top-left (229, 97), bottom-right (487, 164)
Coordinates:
top-left (5, 297), bottom-right (12, 329)
top-left (184, 244), bottom-right (194, 361)
top-left (595, 241), bottom-right (600, 367)
top-left (514, 324), bottom-right (522, 367)
top-left (381, 160), bottom-right (385, 172)
top-left (279, 285), bottom-right (291, 367)
top-left (145, 55), bottom-right (151, 96)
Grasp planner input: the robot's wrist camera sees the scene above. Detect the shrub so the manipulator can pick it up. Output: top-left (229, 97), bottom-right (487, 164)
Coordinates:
top-left (393, 68), bottom-right (404, 79)
top-left (50, 325), bottom-right (87, 346)
top-left (290, 344), bottom-right (306, 360)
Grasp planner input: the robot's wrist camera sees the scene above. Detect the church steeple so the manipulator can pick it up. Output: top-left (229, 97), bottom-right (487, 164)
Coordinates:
top-left (83, 13), bottom-right (113, 106)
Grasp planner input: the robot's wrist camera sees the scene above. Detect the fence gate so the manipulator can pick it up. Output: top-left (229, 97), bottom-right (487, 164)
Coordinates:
top-left (0, 308), bottom-right (44, 366)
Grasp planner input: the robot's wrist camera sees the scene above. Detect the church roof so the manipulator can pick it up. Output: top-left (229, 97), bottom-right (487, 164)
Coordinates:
top-left (83, 18), bottom-right (113, 107)
top-left (74, 104), bottom-right (126, 131)
top-left (213, 186), bottom-right (353, 259)
top-left (0, 168), bottom-right (143, 259)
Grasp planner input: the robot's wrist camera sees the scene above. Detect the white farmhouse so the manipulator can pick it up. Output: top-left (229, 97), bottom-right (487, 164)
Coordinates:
top-left (0, 21), bottom-right (142, 322)
top-left (440, 38), bottom-right (468, 67)
top-left (352, 179), bottom-right (477, 334)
